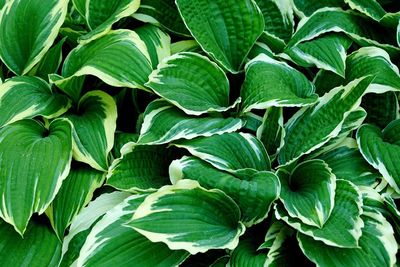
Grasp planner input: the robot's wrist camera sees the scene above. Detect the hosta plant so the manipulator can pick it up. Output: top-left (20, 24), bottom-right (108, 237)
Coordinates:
top-left (0, 0), bottom-right (399, 266)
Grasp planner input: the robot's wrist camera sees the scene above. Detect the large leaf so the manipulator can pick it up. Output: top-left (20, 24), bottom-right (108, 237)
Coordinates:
top-left (0, 219), bottom-right (61, 267)
top-left (288, 8), bottom-right (399, 55)
top-left (277, 160), bottom-right (336, 228)
top-left (60, 191), bottom-right (131, 267)
top-left (357, 120), bottom-right (400, 193)
top-left (169, 156), bottom-right (280, 225)
top-left (72, 0), bottom-right (140, 42)
top-left (0, 119), bottom-right (72, 235)
top-left (132, 0), bottom-right (190, 36)
top-left (63, 90), bottom-right (117, 171)
top-left (76, 194), bottom-right (189, 266)
top-left (241, 54), bottom-right (318, 113)
top-left (275, 179), bottom-right (364, 248)
top-left (46, 164), bottom-right (105, 239)
top-left (50, 30), bottom-right (152, 101)
top-left (298, 210), bottom-right (397, 267)
top-left (0, 0), bottom-right (68, 75)
top-left (0, 76), bottom-right (71, 127)
top-left (317, 145), bottom-right (381, 187)
top-left (175, 0), bottom-right (264, 73)
top-left (137, 100), bottom-right (244, 145)
top-left (277, 76), bottom-right (373, 166)
top-left (126, 180), bottom-right (245, 254)
top-left (345, 47), bottom-right (400, 93)
top-left (107, 142), bottom-right (173, 192)
top-left (146, 52), bottom-right (237, 115)
top-left (284, 34), bottom-right (352, 77)
top-left (172, 132), bottom-right (271, 173)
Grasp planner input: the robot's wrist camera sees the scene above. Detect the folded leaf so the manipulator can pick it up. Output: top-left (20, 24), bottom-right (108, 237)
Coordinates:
top-left (230, 238), bottom-right (267, 267)
top-left (275, 179), bottom-right (363, 248)
top-left (0, 220), bottom-right (61, 267)
top-left (0, 119), bottom-right (72, 235)
top-left (362, 92), bottom-right (399, 129)
top-left (357, 120), bottom-right (400, 193)
top-left (137, 100), bottom-right (243, 145)
top-left (63, 90), bottom-right (117, 171)
top-left (278, 76), bottom-right (373, 166)
top-left (284, 34), bottom-right (352, 77)
top-left (76, 194), bottom-right (189, 266)
top-left (73, 0), bottom-right (140, 42)
top-left (146, 52), bottom-right (237, 115)
top-left (0, 76), bottom-right (71, 127)
top-left (176, 0), bottom-right (264, 73)
top-left (126, 180), bottom-right (245, 254)
top-left (32, 38), bottom-right (65, 79)
top-left (288, 8), bottom-right (399, 55)
top-left (277, 160), bottom-right (336, 228)
top-left (60, 191), bottom-right (130, 267)
top-left (317, 145), bottom-right (381, 187)
top-left (256, 107), bottom-right (284, 158)
top-left (107, 143), bottom-right (173, 192)
top-left (46, 164), bottom-right (105, 239)
top-left (298, 210), bottom-right (397, 267)
top-left (51, 30), bottom-right (152, 101)
top-left (172, 132), bottom-right (271, 172)
top-left (346, 47), bottom-right (400, 93)
top-left (132, 0), bottom-right (190, 36)
top-left (169, 156), bottom-right (280, 225)
top-left (0, 0), bottom-right (68, 75)
top-left (241, 54), bottom-right (318, 113)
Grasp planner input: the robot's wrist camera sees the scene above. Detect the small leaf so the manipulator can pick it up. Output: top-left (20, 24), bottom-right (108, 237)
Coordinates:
top-left (137, 100), bottom-right (243, 145)
top-left (256, 107), bottom-right (284, 158)
top-left (126, 180), bottom-right (245, 254)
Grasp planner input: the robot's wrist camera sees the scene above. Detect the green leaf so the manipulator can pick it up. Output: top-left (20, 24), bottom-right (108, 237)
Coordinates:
top-left (60, 191), bottom-right (130, 267)
top-left (288, 8), bottom-right (399, 55)
top-left (357, 120), bottom-right (400, 193)
top-left (73, 0), bottom-right (140, 43)
top-left (126, 180), bottom-right (245, 254)
top-left (256, 107), bottom-right (284, 158)
top-left (46, 164), bottom-right (105, 239)
top-left (362, 92), bottom-right (399, 129)
top-left (0, 219), bottom-right (61, 267)
top-left (241, 54), bottom-right (318, 113)
top-left (275, 179), bottom-right (363, 248)
top-left (292, 0), bottom-right (346, 17)
top-left (63, 90), bottom-right (117, 171)
top-left (76, 194), bottom-right (189, 266)
top-left (169, 156), bottom-right (280, 225)
top-left (171, 40), bottom-right (202, 54)
top-left (50, 29), bottom-right (152, 101)
top-left (229, 238), bottom-right (267, 267)
top-left (277, 160), bottom-right (336, 228)
top-left (0, 76), bottom-right (71, 127)
top-left (284, 34), bottom-right (352, 77)
top-left (317, 145), bottom-right (381, 187)
top-left (146, 52), bottom-right (238, 115)
top-left (112, 132), bottom-right (138, 159)
top-left (32, 38), bottom-right (65, 80)
top-left (344, 0), bottom-right (387, 22)
top-left (0, 119), bottom-right (72, 235)
top-left (278, 76), bottom-right (373, 166)
top-left (137, 100), bottom-right (244, 145)
top-left (0, 0), bottom-right (68, 75)
top-left (345, 47), bottom-right (400, 93)
top-left (135, 25), bottom-right (171, 69)
top-left (172, 132), bottom-right (271, 173)
top-left (254, 0), bottom-right (294, 43)
top-left (298, 210), bottom-right (397, 267)
top-left (176, 0), bottom-right (264, 73)
top-left (132, 0), bottom-right (190, 36)
top-left (107, 142), bottom-right (173, 192)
